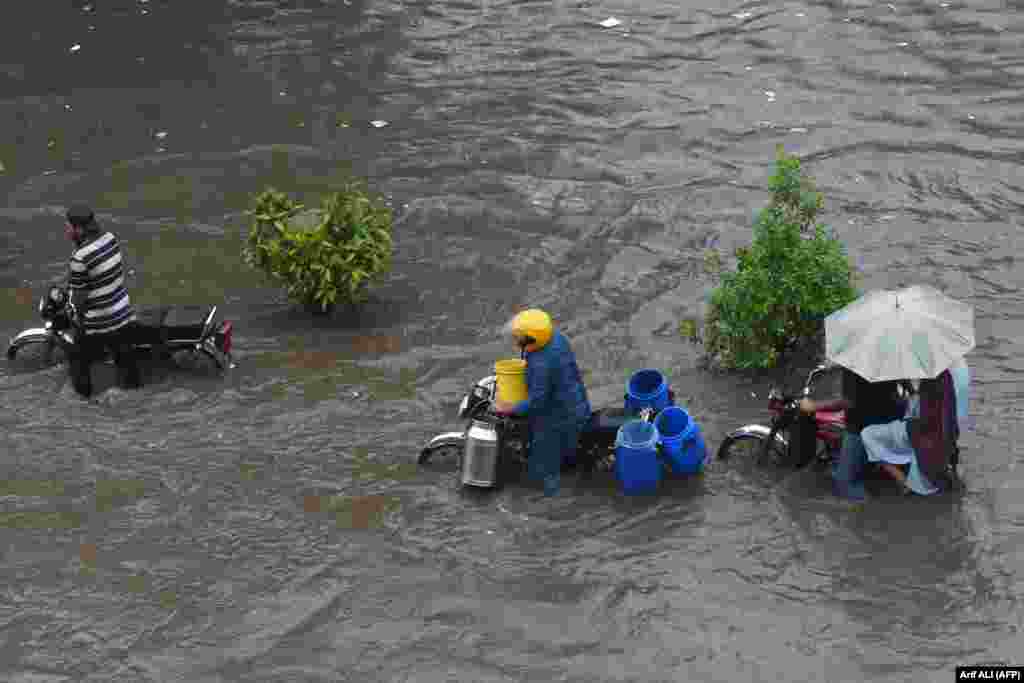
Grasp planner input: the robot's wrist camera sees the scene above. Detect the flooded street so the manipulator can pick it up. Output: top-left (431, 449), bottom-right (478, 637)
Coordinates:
top-left (2, 0), bottom-right (1024, 680)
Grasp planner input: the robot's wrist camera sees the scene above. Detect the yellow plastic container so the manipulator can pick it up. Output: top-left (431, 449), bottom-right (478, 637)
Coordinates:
top-left (494, 359), bottom-right (528, 403)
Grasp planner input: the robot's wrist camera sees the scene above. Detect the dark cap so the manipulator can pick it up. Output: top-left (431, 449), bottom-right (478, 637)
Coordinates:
top-left (66, 205), bottom-right (96, 227)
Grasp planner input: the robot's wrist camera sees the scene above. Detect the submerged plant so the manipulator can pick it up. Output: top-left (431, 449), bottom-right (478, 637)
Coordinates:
top-left (682, 146), bottom-right (859, 369)
top-left (243, 180), bottom-right (393, 314)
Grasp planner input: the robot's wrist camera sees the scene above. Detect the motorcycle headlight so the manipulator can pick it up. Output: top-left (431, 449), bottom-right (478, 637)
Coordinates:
top-left (48, 287), bottom-right (66, 304)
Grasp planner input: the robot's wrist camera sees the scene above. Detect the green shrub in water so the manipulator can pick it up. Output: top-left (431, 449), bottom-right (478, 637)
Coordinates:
top-left (682, 146), bottom-right (859, 369)
top-left (244, 181), bottom-right (393, 313)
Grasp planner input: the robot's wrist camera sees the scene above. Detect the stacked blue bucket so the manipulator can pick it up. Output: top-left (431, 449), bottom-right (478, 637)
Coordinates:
top-left (655, 405), bottom-right (707, 476)
top-left (614, 369), bottom-right (707, 494)
top-left (614, 420), bottom-right (661, 494)
top-left (624, 369), bottom-right (672, 414)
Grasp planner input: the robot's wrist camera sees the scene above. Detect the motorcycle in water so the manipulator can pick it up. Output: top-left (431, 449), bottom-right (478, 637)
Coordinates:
top-left (716, 362), bottom-right (962, 482)
top-left (716, 363), bottom-right (845, 469)
top-left (6, 281), bottom-right (233, 372)
top-left (419, 373), bottom-right (671, 488)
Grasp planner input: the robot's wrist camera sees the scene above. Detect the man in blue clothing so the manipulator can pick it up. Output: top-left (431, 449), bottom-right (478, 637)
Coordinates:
top-left (493, 309), bottom-right (592, 496)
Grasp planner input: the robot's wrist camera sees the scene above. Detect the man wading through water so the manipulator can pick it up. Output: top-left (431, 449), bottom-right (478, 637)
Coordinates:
top-left (65, 205), bottom-right (141, 398)
top-left (493, 309), bottom-right (592, 496)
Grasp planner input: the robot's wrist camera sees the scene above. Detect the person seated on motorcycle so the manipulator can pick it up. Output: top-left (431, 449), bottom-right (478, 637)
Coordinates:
top-left (798, 367), bottom-right (907, 501)
top-left (65, 205), bottom-right (141, 398)
top-left (861, 358), bottom-right (968, 495)
top-left (493, 309), bottom-right (592, 497)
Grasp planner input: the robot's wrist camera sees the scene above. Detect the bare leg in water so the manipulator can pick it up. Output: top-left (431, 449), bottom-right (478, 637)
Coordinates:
top-left (879, 463), bottom-right (912, 493)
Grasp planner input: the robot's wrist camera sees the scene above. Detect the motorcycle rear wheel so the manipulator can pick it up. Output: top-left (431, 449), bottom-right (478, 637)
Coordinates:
top-left (171, 346), bottom-right (226, 373)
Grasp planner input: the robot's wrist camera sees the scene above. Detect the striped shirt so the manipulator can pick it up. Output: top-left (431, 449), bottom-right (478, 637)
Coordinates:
top-left (69, 231), bottom-right (135, 335)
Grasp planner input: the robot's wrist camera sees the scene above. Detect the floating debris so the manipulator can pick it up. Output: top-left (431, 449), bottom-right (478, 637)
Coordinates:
top-left (795, 12), bottom-right (805, 17)
top-left (370, 120), bottom-right (389, 128)
top-left (70, 44), bottom-right (82, 53)
top-left (599, 17), bottom-right (622, 28)
top-left (789, 127), bottom-right (809, 133)
top-left (64, 104), bottom-right (72, 111)
top-left (732, 11), bottom-right (753, 19)
top-left (764, 90), bottom-right (777, 99)
top-left (897, 41), bottom-right (909, 46)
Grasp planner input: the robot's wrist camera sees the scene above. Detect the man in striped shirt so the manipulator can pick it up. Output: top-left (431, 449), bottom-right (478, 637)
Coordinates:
top-left (66, 205), bottom-right (141, 397)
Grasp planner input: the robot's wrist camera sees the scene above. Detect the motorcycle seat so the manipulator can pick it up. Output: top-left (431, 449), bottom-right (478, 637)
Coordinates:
top-left (134, 306), bottom-right (214, 343)
top-left (584, 407), bottom-right (631, 438)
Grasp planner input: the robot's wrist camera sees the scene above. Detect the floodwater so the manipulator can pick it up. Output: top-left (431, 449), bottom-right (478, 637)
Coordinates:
top-left (1, 0), bottom-right (1023, 680)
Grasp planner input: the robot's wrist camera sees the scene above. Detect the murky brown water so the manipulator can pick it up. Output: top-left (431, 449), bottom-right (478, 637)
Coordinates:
top-left (2, 0), bottom-right (1023, 681)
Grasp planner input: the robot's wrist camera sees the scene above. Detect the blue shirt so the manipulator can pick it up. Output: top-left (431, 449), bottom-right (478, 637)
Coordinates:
top-left (511, 331), bottom-right (592, 427)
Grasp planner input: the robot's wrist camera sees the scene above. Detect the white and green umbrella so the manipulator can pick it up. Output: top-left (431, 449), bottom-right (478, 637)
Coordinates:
top-left (825, 285), bottom-right (974, 381)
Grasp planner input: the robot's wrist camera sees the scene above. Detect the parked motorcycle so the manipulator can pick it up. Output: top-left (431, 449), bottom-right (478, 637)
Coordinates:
top-left (419, 373), bottom-right (671, 488)
top-left (716, 362), bottom-right (844, 469)
top-left (6, 282), bottom-right (233, 372)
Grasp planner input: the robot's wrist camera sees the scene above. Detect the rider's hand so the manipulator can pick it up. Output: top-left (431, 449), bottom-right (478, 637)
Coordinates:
top-left (493, 400), bottom-right (515, 415)
top-left (799, 398), bottom-right (816, 414)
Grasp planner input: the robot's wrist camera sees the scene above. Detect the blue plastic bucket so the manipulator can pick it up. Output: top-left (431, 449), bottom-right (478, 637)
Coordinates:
top-left (654, 406), bottom-right (706, 475)
top-left (625, 369), bottom-right (670, 414)
top-left (614, 420), bottom-right (662, 495)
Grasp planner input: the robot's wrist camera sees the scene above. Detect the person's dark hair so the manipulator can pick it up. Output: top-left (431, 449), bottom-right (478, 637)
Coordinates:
top-left (66, 205), bottom-right (100, 232)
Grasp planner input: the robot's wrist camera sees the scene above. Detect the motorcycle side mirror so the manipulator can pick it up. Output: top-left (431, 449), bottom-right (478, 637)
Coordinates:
top-left (805, 362), bottom-right (834, 387)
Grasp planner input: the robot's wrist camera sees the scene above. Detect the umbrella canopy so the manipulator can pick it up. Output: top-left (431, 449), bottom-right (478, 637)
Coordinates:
top-left (825, 285), bottom-right (974, 381)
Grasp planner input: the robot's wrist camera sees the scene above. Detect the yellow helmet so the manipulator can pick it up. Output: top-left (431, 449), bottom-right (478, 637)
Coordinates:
top-left (510, 309), bottom-right (553, 352)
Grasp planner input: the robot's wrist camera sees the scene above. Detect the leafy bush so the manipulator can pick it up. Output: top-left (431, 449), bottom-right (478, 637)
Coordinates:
top-left (244, 181), bottom-right (393, 313)
top-left (682, 146), bottom-right (859, 369)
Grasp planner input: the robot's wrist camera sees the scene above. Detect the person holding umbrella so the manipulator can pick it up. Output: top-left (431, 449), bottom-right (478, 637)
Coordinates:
top-left (802, 285), bottom-right (975, 499)
top-left (859, 355), bottom-right (969, 495)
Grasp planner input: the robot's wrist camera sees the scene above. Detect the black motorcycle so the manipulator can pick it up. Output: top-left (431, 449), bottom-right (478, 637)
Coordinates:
top-left (6, 282), bottom-right (233, 372)
top-left (418, 373), bottom-right (672, 485)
